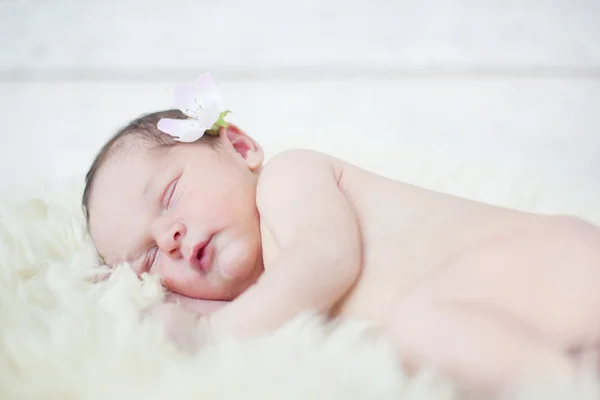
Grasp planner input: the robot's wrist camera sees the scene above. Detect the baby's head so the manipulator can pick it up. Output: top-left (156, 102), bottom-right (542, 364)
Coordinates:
top-left (83, 109), bottom-right (265, 300)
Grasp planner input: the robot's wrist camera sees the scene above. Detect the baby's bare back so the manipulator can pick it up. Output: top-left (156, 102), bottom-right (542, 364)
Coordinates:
top-left (322, 159), bottom-right (600, 349)
top-left (308, 157), bottom-right (600, 391)
top-left (328, 161), bottom-right (526, 320)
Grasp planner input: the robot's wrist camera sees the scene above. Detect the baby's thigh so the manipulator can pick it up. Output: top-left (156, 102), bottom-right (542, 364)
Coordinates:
top-left (427, 216), bottom-right (600, 348)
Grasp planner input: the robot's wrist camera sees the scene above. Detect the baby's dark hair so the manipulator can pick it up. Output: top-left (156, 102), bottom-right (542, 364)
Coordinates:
top-left (82, 109), bottom-right (219, 222)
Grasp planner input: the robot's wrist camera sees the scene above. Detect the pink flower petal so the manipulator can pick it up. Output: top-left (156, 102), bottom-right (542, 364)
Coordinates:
top-left (156, 118), bottom-right (206, 143)
top-left (173, 84), bottom-right (199, 117)
top-left (193, 73), bottom-right (224, 108)
top-left (194, 73), bottom-right (218, 91)
top-left (197, 100), bottom-right (221, 130)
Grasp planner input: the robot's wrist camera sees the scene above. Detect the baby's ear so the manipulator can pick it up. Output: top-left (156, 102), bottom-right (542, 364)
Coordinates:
top-left (220, 124), bottom-right (264, 170)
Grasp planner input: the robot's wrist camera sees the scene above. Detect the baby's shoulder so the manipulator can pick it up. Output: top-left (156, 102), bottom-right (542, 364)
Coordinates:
top-left (262, 148), bottom-right (343, 170)
top-left (259, 149), bottom-right (343, 187)
top-left (256, 149), bottom-right (345, 207)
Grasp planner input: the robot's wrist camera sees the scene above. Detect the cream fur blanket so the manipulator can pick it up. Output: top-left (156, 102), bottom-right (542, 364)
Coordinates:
top-left (1, 143), bottom-right (600, 400)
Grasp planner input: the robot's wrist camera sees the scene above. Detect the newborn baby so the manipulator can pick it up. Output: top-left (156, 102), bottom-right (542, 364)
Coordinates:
top-left (83, 74), bottom-right (600, 396)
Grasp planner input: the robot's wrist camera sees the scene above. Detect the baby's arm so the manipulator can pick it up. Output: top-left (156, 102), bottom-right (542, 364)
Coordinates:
top-left (209, 149), bottom-right (361, 337)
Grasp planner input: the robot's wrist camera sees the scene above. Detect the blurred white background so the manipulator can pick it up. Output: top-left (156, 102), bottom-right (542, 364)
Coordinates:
top-left (1, 0), bottom-right (599, 193)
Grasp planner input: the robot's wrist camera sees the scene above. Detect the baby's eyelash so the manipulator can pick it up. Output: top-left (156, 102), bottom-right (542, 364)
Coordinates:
top-left (143, 246), bottom-right (159, 272)
top-left (162, 177), bottom-right (180, 209)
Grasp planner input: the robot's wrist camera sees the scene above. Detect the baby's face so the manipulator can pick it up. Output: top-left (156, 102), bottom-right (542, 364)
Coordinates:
top-left (87, 127), bottom-right (264, 300)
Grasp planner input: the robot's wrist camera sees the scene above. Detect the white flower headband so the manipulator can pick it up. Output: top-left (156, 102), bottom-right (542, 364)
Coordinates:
top-left (157, 73), bottom-right (231, 142)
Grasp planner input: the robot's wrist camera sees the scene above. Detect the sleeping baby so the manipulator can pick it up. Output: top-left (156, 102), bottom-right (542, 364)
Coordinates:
top-left (82, 73), bottom-right (600, 396)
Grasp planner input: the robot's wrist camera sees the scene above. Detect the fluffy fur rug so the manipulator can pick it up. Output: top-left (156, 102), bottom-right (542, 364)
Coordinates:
top-left (1, 143), bottom-right (600, 400)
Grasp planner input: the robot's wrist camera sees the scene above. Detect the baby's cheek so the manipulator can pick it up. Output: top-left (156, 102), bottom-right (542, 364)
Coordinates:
top-left (216, 239), bottom-right (250, 279)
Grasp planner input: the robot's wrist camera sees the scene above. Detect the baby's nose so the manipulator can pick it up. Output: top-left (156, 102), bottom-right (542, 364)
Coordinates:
top-left (154, 220), bottom-right (187, 258)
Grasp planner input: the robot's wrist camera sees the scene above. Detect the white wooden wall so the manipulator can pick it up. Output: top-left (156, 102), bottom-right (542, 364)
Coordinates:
top-left (1, 0), bottom-right (599, 192)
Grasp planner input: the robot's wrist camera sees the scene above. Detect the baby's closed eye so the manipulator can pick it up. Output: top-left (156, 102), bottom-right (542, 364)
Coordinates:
top-left (143, 246), bottom-right (160, 273)
top-left (143, 176), bottom-right (180, 272)
top-left (162, 177), bottom-right (180, 210)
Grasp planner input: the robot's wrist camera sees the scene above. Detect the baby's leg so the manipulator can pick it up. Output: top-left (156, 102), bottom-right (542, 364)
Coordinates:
top-left (386, 291), bottom-right (575, 395)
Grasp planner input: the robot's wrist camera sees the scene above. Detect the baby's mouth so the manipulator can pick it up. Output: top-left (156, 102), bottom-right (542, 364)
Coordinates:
top-left (189, 237), bottom-right (213, 274)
